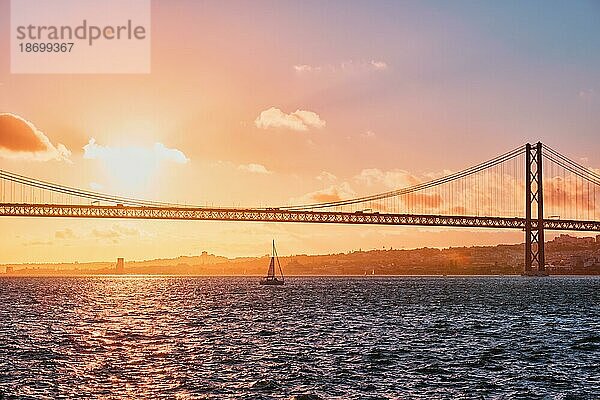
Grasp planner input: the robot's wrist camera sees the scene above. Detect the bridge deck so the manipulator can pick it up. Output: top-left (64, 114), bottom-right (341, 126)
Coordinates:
top-left (1, 203), bottom-right (599, 232)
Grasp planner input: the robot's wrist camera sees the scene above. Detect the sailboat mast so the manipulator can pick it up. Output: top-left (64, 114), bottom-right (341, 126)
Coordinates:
top-left (272, 240), bottom-right (275, 279)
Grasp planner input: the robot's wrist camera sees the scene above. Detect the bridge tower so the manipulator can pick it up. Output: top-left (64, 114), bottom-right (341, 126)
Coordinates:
top-left (524, 142), bottom-right (546, 275)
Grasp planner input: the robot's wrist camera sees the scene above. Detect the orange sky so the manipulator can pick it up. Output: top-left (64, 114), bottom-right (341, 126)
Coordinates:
top-left (0, 1), bottom-right (599, 263)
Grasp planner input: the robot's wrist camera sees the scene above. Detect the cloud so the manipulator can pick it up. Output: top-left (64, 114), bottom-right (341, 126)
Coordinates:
top-left (316, 171), bottom-right (337, 183)
top-left (294, 64), bottom-right (316, 73)
top-left (23, 240), bottom-right (53, 246)
top-left (293, 60), bottom-right (389, 74)
top-left (360, 130), bottom-right (376, 139)
top-left (89, 182), bottom-right (104, 191)
top-left (579, 89), bottom-right (595, 100)
top-left (83, 139), bottom-right (189, 164)
top-left (92, 228), bottom-right (120, 239)
top-left (92, 224), bottom-right (139, 240)
top-left (55, 228), bottom-right (77, 239)
top-left (112, 224), bottom-right (139, 236)
top-left (0, 113), bottom-right (71, 161)
top-left (544, 175), bottom-right (600, 214)
top-left (238, 163), bottom-right (272, 174)
top-left (354, 168), bottom-right (420, 189)
top-left (292, 110), bottom-right (326, 129)
top-left (296, 182), bottom-right (356, 204)
top-left (254, 107), bottom-right (326, 131)
top-left (290, 166), bottom-right (600, 217)
top-left (370, 60), bottom-right (388, 70)
top-left (411, 193), bottom-right (442, 209)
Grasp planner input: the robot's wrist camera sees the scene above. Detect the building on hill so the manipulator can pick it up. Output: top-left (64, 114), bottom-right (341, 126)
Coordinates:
top-left (552, 234), bottom-right (595, 246)
top-left (116, 258), bottom-right (124, 273)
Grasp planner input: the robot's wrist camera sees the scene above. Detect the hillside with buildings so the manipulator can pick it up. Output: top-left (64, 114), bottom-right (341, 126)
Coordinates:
top-left (3, 235), bottom-right (600, 276)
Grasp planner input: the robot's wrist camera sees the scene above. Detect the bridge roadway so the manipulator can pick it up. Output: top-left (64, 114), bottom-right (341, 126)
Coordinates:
top-left (1, 203), bottom-right (600, 232)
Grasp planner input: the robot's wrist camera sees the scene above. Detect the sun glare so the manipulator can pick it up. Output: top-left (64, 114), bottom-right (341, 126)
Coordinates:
top-left (82, 138), bottom-right (189, 194)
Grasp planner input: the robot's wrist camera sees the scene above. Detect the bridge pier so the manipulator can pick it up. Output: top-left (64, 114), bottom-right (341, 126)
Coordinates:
top-left (524, 142), bottom-right (547, 276)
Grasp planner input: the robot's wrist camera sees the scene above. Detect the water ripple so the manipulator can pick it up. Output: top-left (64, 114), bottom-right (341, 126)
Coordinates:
top-left (0, 276), bottom-right (598, 398)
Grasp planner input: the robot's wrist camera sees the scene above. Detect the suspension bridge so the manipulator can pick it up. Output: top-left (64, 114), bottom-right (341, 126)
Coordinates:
top-left (2, 142), bottom-right (600, 275)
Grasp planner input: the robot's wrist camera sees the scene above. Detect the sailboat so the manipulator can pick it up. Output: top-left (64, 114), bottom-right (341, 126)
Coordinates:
top-left (260, 240), bottom-right (284, 286)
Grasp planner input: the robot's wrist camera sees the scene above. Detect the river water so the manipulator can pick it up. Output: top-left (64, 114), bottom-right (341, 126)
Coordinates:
top-left (0, 276), bottom-right (598, 399)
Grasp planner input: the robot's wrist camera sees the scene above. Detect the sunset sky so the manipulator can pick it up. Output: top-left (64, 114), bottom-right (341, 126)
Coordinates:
top-left (1, 0), bottom-right (599, 263)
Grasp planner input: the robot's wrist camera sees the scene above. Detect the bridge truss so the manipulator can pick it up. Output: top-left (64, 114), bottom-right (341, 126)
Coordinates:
top-left (1, 203), bottom-right (599, 232)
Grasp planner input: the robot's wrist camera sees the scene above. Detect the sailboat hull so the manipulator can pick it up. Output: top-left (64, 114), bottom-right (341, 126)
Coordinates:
top-left (259, 278), bottom-right (284, 286)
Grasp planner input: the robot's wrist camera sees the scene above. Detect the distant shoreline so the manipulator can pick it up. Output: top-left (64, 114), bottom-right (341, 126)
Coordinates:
top-left (2, 273), bottom-right (599, 278)
top-left (3, 234), bottom-right (600, 276)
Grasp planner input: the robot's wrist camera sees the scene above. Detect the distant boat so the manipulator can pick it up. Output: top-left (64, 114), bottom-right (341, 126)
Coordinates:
top-left (260, 240), bottom-right (284, 286)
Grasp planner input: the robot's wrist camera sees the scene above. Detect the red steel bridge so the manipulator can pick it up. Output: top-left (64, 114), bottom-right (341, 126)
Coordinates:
top-left (2, 142), bottom-right (600, 274)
